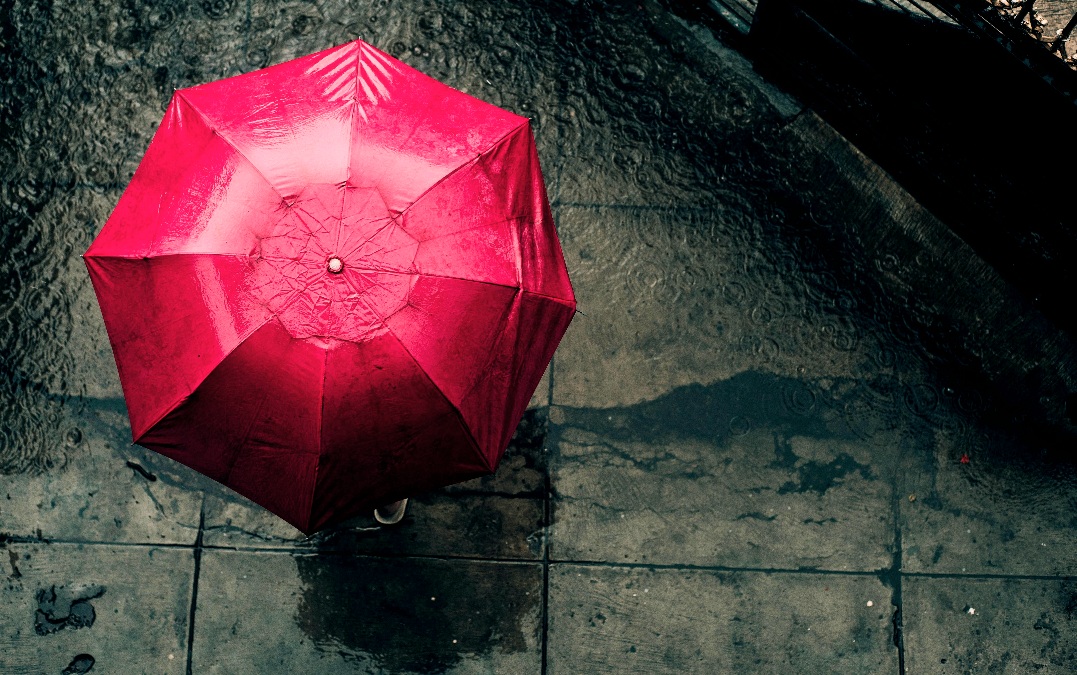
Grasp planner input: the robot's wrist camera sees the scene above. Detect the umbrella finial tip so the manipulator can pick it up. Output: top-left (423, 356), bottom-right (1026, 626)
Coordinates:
top-left (327, 256), bottom-right (344, 274)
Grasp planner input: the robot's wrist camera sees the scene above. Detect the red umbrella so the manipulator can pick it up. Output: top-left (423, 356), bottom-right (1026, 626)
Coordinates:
top-left (84, 40), bottom-right (575, 534)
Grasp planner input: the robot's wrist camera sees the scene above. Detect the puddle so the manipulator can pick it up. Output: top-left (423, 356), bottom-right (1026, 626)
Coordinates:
top-left (294, 555), bottom-right (539, 673)
top-left (34, 583), bottom-right (106, 636)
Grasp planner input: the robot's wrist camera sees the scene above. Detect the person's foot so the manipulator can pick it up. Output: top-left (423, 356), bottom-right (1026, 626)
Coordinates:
top-left (374, 498), bottom-right (408, 525)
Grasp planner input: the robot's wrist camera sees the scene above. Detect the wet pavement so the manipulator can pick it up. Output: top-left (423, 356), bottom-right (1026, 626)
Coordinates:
top-left (2, 0), bottom-right (1077, 673)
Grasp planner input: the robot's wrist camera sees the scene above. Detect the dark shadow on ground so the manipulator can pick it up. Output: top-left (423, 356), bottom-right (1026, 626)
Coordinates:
top-left (748, 0), bottom-right (1077, 337)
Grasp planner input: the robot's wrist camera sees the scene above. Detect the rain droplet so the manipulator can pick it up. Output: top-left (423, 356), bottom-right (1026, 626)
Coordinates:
top-left (729, 416), bottom-right (752, 436)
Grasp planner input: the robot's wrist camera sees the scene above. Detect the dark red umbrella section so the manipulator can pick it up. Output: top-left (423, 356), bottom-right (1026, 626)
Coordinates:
top-left (84, 40), bottom-right (575, 533)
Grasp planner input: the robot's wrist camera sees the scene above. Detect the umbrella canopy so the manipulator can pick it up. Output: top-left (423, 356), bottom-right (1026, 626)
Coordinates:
top-left (84, 39), bottom-right (575, 533)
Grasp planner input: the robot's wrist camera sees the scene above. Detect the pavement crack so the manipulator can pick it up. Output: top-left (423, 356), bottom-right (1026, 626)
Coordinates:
top-left (125, 460), bottom-right (157, 481)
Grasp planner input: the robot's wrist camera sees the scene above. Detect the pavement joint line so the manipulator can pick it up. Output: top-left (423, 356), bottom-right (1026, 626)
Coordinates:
top-left (541, 403), bottom-right (553, 675)
top-left (213, 547), bottom-right (544, 566)
top-left (185, 499), bottom-right (205, 675)
top-left (548, 559), bottom-right (894, 576)
top-left (0, 536), bottom-right (195, 548)
top-left (541, 18), bottom-right (566, 673)
top-left (890, 475), bottom-right (907, 675)
top-left (3, 537), bottom-right (1075, 580)
top-left (554, 201), bottom-right (728, 212)
top-left (901, 570), bottom-right (1077, 582)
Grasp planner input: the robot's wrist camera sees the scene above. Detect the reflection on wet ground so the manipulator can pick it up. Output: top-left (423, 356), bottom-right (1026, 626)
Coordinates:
top-left (2, 0), bottom-right (1077, 672)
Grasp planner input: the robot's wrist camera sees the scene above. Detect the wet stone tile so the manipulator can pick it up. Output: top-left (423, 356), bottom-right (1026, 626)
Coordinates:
top-left (193, 549), bottom-right (542, 674)
top-left (549, 1), bottom-right (800, 207)
top-left (0, 400), bottom-right (207, 545)
top-left (1, 185), bottom-right (207, 544)
top-left (551, 205), bottom-right (873, 410)
top-left (903, 576), bottom-right (1077, 673)
top-left (204, 490), bottom-right (546, 561)
top-left (718, 111), bottom-right (1077, 576)
top-left (201, 408), bottom-right (551, 558)
top-left (548, 372), bottom-right (898, 570)
top-left (547, 564), bottom-right (896, 674)
top-left (771, 111), bottom-right (1077, 407)
top-left (898, 428), bottom-right (1077, 576)
top-left (1, 0), bottom-right (250, 186)
top-left (0, 543), bottom-right (192, 674)
top-left (1, 185), bottom-right (120, 476)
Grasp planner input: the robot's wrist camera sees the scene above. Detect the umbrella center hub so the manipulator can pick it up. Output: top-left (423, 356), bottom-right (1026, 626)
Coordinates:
top-left (327, 256), bottom-right (344, 274)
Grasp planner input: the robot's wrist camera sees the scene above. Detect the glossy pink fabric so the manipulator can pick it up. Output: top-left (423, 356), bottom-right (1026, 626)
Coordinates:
top-left (84, 40), bottom-right (575, 533)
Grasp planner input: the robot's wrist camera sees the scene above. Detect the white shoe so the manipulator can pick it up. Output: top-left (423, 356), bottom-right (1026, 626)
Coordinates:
top-left (374, 498), bottom-right (409, 525)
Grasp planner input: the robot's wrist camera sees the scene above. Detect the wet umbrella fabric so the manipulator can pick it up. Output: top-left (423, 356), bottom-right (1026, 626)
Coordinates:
top-left (84, 40), bottom-right (575, 533)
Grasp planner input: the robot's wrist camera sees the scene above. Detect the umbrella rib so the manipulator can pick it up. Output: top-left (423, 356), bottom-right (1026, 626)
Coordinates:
top-left (349, 268), bottom-right (521, 295)
top-left (175, 91), bottom-right (293, 208)
top-left (448, 286), bottom-right (521, 423)
top-left (220, 386), bottom-right (274, 487)
top-left (393, 216), bottom-right (524, 250)
top-left (309, 346), bottom-right (329, 529)
top-left (338, 218), bottom-right (399, 261)
top-left (335, 43), bottom-right (364, 253)
top-left (131, 316), bottom-right (275, 444)
top-left (398, 120), bottom-right (530, 221)
top-left (352, 293), bottom-right (493, 473)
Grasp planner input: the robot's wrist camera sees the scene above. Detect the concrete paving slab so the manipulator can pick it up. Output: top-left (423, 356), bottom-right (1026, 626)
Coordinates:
top-left (547, 564), bottom-right (897, 674)
top-left (762, 112), bottom-right (1077, 577)
top-left (898, 437), bottom-right (1077, 576)
top-left (3, 0), bottom-right (1077, 672)
top-left (903, 576), bottom-right (1077, 673)
top-left (193, 549), bottom-right (542, 674)
top-left (0, 403), bottom-right (205, 545)
top-left (0, 542), bottom-right (192, 674)
top-left (548, 376), bottom-right (898, 570)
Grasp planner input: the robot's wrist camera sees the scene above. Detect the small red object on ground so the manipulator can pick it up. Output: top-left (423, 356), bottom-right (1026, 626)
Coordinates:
top-left (85, 40), bottom-right (575, 533)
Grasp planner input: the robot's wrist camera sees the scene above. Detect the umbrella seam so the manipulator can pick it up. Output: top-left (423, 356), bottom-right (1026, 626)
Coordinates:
top-left (348, 268), bottom-right (521, 294)
top-left (132, 316), bottom-right (276, 443)
top-left (398, 120), bottom-right (531, 220)
top-left (449, 289), bottom-right (573, 452)
top-left (337, 216), bottom-right (403, 262)
top-left (310, 346), bottom-right (329, 532)
top-left (88, 252), bottom-right (572, 321)
top-left (220, 386), bottom-right (275, 487)
top-left (174, 91), bottom-right (293, 207)
top-left (350, 293), bottom-right (494, 474)
top-left (389, 215), bottom-right (525, 252)
top-left (333, 42), bottom-right (363, 253)
top-left (449, 287), bottom-right (523, 457)
top-left (511, 207), bottom-right (524, 288)
top-left (86, 252), bottom-right (572, 302)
